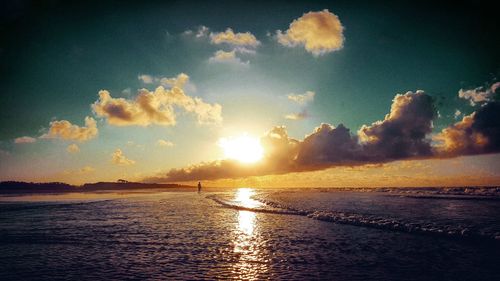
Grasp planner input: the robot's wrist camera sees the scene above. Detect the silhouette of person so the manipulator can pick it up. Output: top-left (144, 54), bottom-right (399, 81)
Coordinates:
top-left (197, 181), bottom-right (202, 193)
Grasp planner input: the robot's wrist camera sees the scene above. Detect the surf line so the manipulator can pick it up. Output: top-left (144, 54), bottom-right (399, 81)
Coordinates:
top-left (207, 195), bottom-right (500, 242)
top-left (206, 194), bottom-right (307, 216)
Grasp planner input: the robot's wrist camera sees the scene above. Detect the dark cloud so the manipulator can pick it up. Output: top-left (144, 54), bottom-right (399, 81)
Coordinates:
top-left (148, 91), bottom-right (442, 182)
top-left (472, 101), bottom-right (500, 151)
top-left (358, 91), bottom-right (436, 161)
top-left (146, 126), bottom-right (300, 182)
top-left (434, 100), bottom-right (500, 156)
top-left (434, 82), bottom-right (500, 156)
top-left (148, 89), bottom-right (500, 183)
top-left (295, 123), bottom-right (361, 167)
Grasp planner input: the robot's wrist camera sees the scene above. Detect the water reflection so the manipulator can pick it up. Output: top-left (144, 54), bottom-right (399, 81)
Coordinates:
top-left (235, 188), bottom-right (260, 236)
top-left (235, 188), bottom-right (262, 209)
top-left (231, 188), bottom-right (269, 280)
top-left (238, 210), bottom-right (255, 235)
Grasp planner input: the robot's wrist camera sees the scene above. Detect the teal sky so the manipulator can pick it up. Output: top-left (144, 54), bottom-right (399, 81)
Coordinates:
top-left (1, 0), bottom-right (499, 185)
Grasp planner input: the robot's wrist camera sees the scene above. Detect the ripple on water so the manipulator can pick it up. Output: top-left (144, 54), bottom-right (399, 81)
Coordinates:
top-left (0, 189), bottom-right (500, 280)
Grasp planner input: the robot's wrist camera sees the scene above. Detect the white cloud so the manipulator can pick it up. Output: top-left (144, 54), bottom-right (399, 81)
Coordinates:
top-left (458, 82), bottom-right (500, 106)
top-left (94, 74), bottom-right (222, 126)
top-left (276, 9), bottom-right (344, 56)
top-left (138, 74), bottom-right (154, 84)
top-left (287, 91), bottom-right (315, 104)
top-left (208, 50), bottom-right (249, 66)
top-left (14, 136), bottom-right (37, 144)
top-left (138, 73), bottom-right (190, 88)
top-left (210, 28), bottom-right (260, 47)
top-left (196, 25), bottom-right (210, 38)
top-left (112, 149), bottom-right (135, 166)
top-left (157, 139), bottom-right (174, 147)
top-left (158, 73), bottom-right (190, 88)
top-left (183, 26), bottom-right (210, 38)
top-left (285, 110), bottom-right (309, 120)
top-left (138, 73), bottom-right (196, 93)
top-left (41, 117), bottom-right (98, 142)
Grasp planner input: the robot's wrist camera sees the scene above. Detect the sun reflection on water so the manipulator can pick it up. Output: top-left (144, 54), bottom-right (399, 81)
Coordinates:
top-left (235, 188), bottom-right (261, 209)
top-left (231, 188), bottom-right (269, 279)
top-left (235, 188), bottom-right (260, 236)
top-left (238, 210), bottom-right (255, 235)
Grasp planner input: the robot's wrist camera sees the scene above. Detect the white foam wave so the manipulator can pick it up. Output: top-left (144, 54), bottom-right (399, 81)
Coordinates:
top-left (209, 194), bottom-right (500, 242)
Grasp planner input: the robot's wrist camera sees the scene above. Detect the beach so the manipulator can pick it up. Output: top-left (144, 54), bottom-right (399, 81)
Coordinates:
top-left (1, 187), bottom-right (499, 280)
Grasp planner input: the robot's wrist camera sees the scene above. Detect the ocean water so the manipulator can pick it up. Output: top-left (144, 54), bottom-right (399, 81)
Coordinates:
top-left (1, 188), bottom-right (499, 280)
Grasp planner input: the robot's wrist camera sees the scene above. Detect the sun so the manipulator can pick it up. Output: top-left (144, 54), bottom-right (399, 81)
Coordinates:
top-left (218, 134), bottom-right (264, 163)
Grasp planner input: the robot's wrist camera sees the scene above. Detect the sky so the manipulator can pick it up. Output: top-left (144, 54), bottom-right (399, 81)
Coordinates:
top-left (1, 0), bottom-right (499, 187)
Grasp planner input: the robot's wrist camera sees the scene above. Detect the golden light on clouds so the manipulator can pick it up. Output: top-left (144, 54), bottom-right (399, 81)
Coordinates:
top-left (111, 149), bottom-right (135, 166)
top-left (41, 116), bottom-right (98, 142)
top-left (210, 28), bottom-right (260, 47)
top-left (218, 134), bottom-right (264, 163)
top-left (277, 9), bottom-right (344, 55)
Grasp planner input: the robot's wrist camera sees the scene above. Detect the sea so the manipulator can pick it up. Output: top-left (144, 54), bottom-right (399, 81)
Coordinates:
top-left (1, 187), bottom-right (499, 280)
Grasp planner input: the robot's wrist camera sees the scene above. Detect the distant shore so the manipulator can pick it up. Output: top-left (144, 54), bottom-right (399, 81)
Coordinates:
top-left (1, 181), bottom-right (499, 197)
top-left (0, 181), bottom-right (194, 195)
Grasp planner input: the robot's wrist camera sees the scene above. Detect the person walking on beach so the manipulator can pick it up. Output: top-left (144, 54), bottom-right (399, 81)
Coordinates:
top-left (197, 181), bottom-right (202, 193)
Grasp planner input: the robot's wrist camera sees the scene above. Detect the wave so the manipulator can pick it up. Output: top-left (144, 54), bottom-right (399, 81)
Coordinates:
top-left (289, 186), bottom-right (500, 198)
top-left (206, 195), bottom-right (305, 215)
top-left (209, 194), bottom-right (500, 242)
top-left (385, 194), bottom-right (500, 201)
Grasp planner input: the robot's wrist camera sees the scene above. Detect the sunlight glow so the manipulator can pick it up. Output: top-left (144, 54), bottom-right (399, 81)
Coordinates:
top-left (218, 134), bottom-right (264, 163)
top-left (235, 188), bottom-right (261, 208)
top-left (238, 210), bottom-right (255, 235)
top-left (231, 187), bottom-right (269, 278)
top-left (235, 189), bottom-right (259, 235)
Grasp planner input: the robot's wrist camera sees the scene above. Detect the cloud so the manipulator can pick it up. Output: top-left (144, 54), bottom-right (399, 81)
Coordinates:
top-left (287, 91), bottom-right (315, 104)
top-left (112, 149), bottom-right (135, 166)
top-left (146, 126), bottom-right (299, 182)
top-left (208, 50), bottom-right (249, 66)
top-left (458, 82), bottom-right (500, 106)
top-left (454, 109), bottom-right (462, 119)
top-left (158, 73), bottom-right (190, 89)
top-left (41, 116), bottom-right (98, 142)
top-left (285, 110), bottom-right (309, 120)
top-left (492, 82), bottom-right (500, 93)
top-left (358, 90), bottom-right (436, 161)
top-left (183, 25), bottom-right (210, 38)
top-left (93, 89), bottom-right (175, 126)
top-left (157, 139), bottom-right (174, 147)
top-left (138, 73), bottom-right (191, 89)
top-left (93, 74), bottom-right (222, 126)
top-left (210, 28), bottom-right (260, 47)
top-left (210, 49), bottom-right (235, 61)
top-left (233, 46), bottom-right (256, 55)
top-left (146, 91), bottom-right (447, 183)
top-left (138, 74), bottom-right (154, 84)
top-left (295, 123), bottom-right (361, 167)
top-left (67, 144), bottom-right (80, 153)
top-left (14, 136), bottom-right (37, 144)
top-left (276, 9), bottom-right (344, 56)
top-left (434, 100), bottom-right (500, 156)
top-left (286, 91), bottom-right (315, 120)
top-left (195, 25), bottom-right (210, 38)
top-left (434, 82), bottom-right (500, 156)
top-left (146, 89), bottom-right (500, 183)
